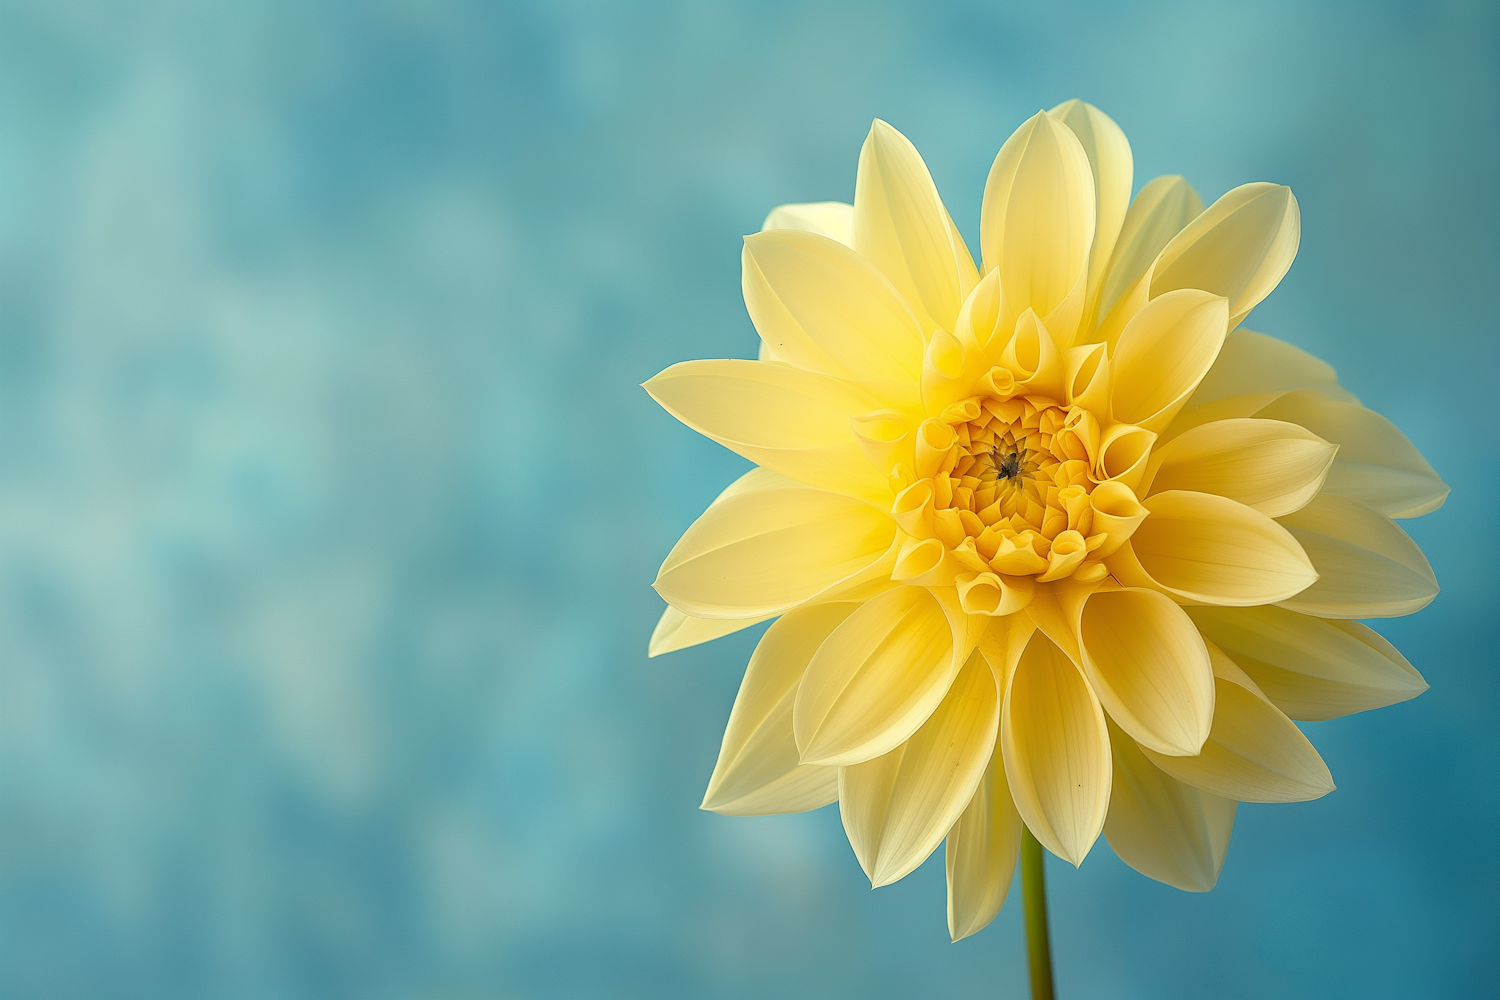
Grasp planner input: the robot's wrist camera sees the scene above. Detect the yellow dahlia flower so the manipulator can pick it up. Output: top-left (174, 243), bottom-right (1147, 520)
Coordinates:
top-left (644, 101), bottom-right (1446, 943)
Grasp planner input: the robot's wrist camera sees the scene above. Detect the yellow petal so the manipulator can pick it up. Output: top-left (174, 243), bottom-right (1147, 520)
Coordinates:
top-left (839, 649), bottom-right (1000, 887)
top-left (1109, 288), bottom-right (1229, 432)
top-left (742, 229), bottom-right (926, 382)
top-left (1125, 490), bottom-right (1318, 605)
top-left (981, 110), bottom-right (1096, 344)
top-left (853, 119), bottom-right (979, 334)
top-left (702, 604), bottom-right (858, 815)
top-left (1049, 100), bottom-right (1133, 328)
top-left (1000, 630), bottom-right (1110, 866)
top-left (1187, 605), bottom-right (1428, 721)
top-left (1149, 182), bottom-right (1300, 330)
top-left (1254, 390), bottom-right (1449, 519)
top-left (945, 751), bottom-right (1023, 941)
top-left (709, 465), bottom-right (801, 504)
top-left (1144, 417), bottom-right (1337, 517)
top-left (794, 587), bottom-right (969, 766)
top-left (1143, 643), bottom-right (1334, 803)
top-left (1078, 588), bottom-right (1214, 757)
top-left (643, 359), bottom-right (896, 504)
top-left (1104, 717), bottom-right (1235, 892)
top-left (1274, 493), bottom-right (1439, 618)
top-left (654, 482), bottom-right (895, 619)
top-left (1096, 175), bottom-right (1204, 326)
top-left (648, 605), bottom-right (772, 657)
top-left (1186, 329), bottom-right (1356, 409)
top-left (761, 201), bottom-right (855, 246)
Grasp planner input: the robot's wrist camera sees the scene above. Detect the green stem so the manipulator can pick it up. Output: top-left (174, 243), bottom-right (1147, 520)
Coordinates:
top-left (1021, 828), bottom-right (1055, 1000)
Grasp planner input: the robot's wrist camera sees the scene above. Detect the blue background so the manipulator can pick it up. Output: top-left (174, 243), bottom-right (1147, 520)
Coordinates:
top-left (0, 1), bottom-right (1493, 997)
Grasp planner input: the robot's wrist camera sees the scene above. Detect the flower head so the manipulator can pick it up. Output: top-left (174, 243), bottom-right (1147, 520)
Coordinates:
top-left (645, 102), bottom-right (1446, 941)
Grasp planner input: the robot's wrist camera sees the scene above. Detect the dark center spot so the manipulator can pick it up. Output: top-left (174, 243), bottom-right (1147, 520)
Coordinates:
top-left (997, 451), bottom-right (1022, 481)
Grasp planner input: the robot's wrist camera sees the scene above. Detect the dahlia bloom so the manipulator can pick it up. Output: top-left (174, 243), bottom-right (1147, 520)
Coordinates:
top-left (644, 101), bottom-right (1445, 941)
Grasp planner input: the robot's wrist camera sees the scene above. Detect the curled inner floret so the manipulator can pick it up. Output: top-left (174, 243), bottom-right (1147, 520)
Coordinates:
top-left (890, 392), bottom-right (1149, 615)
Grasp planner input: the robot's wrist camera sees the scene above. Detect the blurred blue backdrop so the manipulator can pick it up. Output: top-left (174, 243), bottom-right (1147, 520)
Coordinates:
top-left (0, 1), bottom-right (1493, 998)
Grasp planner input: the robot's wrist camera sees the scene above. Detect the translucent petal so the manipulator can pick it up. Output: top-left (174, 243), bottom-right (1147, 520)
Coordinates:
top-left (1275, 493), bottom-right (1439, 618)
top-left (1125, 490), bottom-right (1318, 605)
top-left (1187, 329), bottom-right (1356, 408)
top-left (743, 229), bottom-right (926, 382)
top-left (854, 119), bottom-right (978, 334)
top-left (839, 649), bottom-right (999, 886)
top-left (1078, 588), bottom-right (1214, 757)
top-left (1144, 644), bottom-right (1335, 803)
top-left (1000, 630), bottom-right (1110, 866)
top-left (794, 587), bottom-right (968, 766)
top-left (1187, 605), bottom-right (1428, 721)
top-left (702, 604), bottom-right (859, 815)
top-left (1049, 100), bottom-right (1133, 325)
top-left (945, 752), bottom-right (1023, 941)
top-left (648, 605), bottom-right (771, 657)
top-left (1109, 288), bottom-right (1229, 432)
top-left (1096, 175), bottom-right (1204, 325)
top-left (1144, 417), bottom-right (1337, 517)
top-left (761, 201), bottom-right (855, 246)
top-left (643, 359), bottom-right (896, 504)
top-left (1104, 718), bottom-right (1235, 892)
top-left (654, 482), bottom-right (895, 619)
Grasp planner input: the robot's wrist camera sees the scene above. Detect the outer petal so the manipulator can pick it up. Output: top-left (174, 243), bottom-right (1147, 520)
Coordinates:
top-left (1001, 630), bottom-right (1111, 866)
top-left (1096, 175), bottom-right (1204, 325)
top-left (1149, 182), bottom-right (1300, 330)
top-left (761, 201), bottom-right (855, 246)
top-left (794, 587), bottom-right (970, 766)
top-left (854, 119), bottom-right (978, 335)
top-left (654, 483), bottom-right (895, 619)
top-left (1144, 643), bottom-right (1335, 803)
top-left (839, 649), bottom-right (999, 887)
top-left (1186, 329), bottom-right (1356, 408)
top-left (1121, 490), bottom-right (1318, 605)
top-left (1274, 494), bottom-right (1439, 618)
top-left (1254, 390), bottom-right (1449, 519)
top-left (1109, 288), bottom-right (1230, 432)
top-left (1049, 100), bottom-right (1133, 325)
top-left (649, 606), bottom-right (771, 657)
top-left (1078, 588), bottom-right (1215, 757)
top-left (643, 359), bottom-right (896, 503)
top-left (702, 604), bottom-right (858, 815)
top-left (1187, 605), bottom-right (1428, 721)
top-left (945, 751), bottom-right (1023, 941)
top-left (981, 110), bottom-right (1096, 343)
top-left (1104, 718), bottom-right (1236, 892)
top-left (1143, 417), bottom-right (1337, 517)
top-left (743, 229), bottom-right (926, 382)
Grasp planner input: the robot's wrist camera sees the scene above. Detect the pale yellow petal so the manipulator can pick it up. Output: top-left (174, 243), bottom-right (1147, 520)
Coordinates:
top-left (1104, 718), bottom-right (1235, 892)
top-left (643, 359), bottom-right (895, 503)
top-left (1187, 605), bottom-right (1428, 721)
top-left (1078, 588), bottom-right (1214, 757)
top-left (1144, 417), bottom-right (1337, 517)
top-left (1149, 182), bottom-right (1300, 329)
top-left (1254, 390), bottom-right (1449, 519)
top-left (1186, 329), bottom-right (1356, 408)
top-left (709, 466), bottom-right (801, 505)
top-left (742, 229), bottom-right (926, 382)
top-left (702, 604), bottom-right (858, 815)
top-left (1124, 490), bottom-right (1318, 605)
top-left (1143, 643), bottom-right (1335, 803)
top-left (1096, 175), bottom-right (1204, 325)
top-left (854, 119), bottom-right (978, 334)
top-left (1049, 100), bottom-right (1133, 326)
top-left (761, 201), bottom-right (855, 246)
top-left (980, 110), bottom-right (1096, 343)
top-left (648, 605), bottom-right (772, 657)
top-left (945, 752), bottom-right (1023, 941)
top-left (654, 483), bottom-right (895, 619)
top-left (794, 587), bottom-right (967, 766)
top-left (1000, 630), bottom-right (1110, 866)
top-left (839, 649), bottom-right (1000, 886)
top-left (1275, 493), bottom-right (1439, 618)
top-left (1109, 288), bottom-right (1229, 431)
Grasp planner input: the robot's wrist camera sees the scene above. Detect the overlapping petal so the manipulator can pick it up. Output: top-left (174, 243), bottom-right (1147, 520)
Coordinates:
top-left (945, 751), bottom-right (1023, 941)
top-left (761, 201), bottom-right (855, 246)
top-left (1108, 288), bottom-right (1229, 432)
top-left (1144, 417), bottom-right (1337, 517)
top-left (702, 604), bottom-right (858, 815)
top-left (1185, 329), bottom-right (1356, 409)
top-left (1049, 100), bottom-right (1132, 325)
top-left (649, 606), bottom-right (771, 657)
top-left (1095, 175), bottom-right (1203, 325)
top-left (1275, 493), bottom-right (1439, 618)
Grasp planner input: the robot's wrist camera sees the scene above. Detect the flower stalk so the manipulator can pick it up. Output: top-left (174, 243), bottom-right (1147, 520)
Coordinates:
top-left (1021, 828), bottom-right (1055, 1000)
